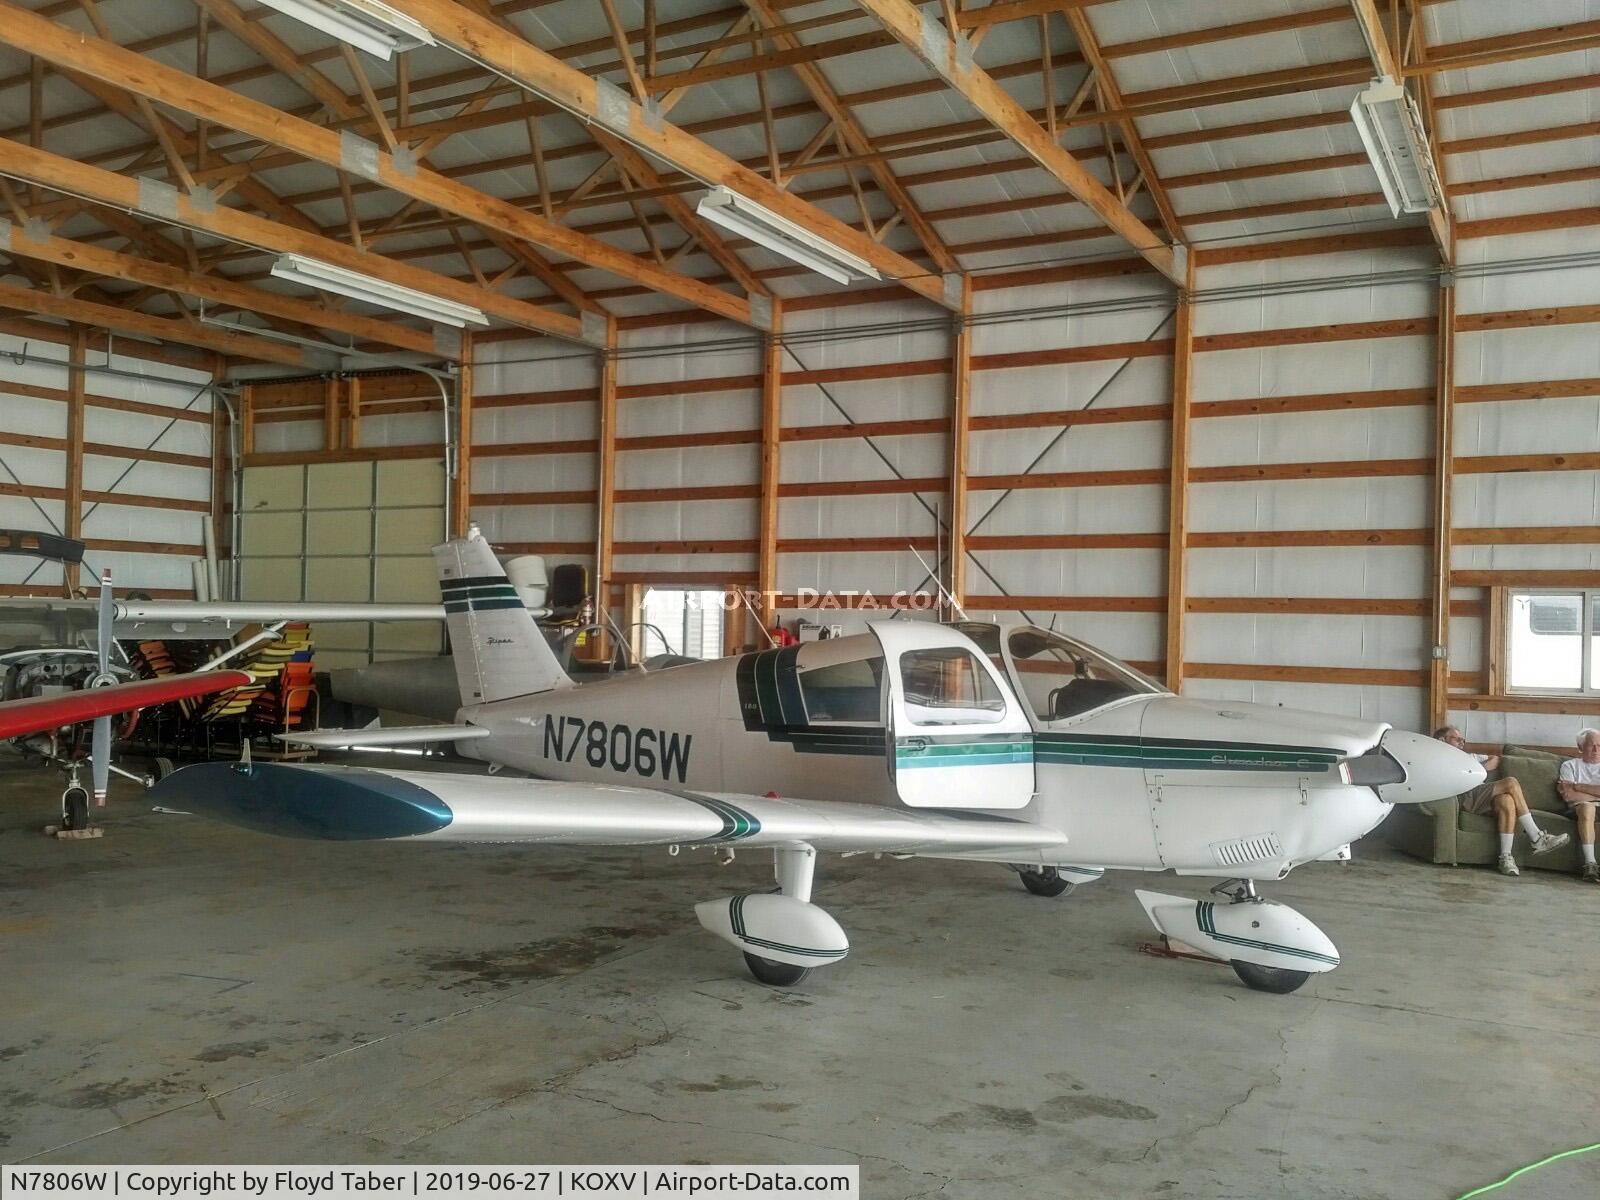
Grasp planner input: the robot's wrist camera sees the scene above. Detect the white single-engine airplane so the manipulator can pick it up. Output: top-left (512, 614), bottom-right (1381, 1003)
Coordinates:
top-left (153, 530), bottom-right (1483, 993)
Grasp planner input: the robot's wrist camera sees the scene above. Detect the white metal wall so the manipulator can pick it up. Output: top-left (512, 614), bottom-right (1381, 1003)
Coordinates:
top-left (0, 331), bottom-right (214, 597)
top-left (255, 232), bottom-right (1600, 749)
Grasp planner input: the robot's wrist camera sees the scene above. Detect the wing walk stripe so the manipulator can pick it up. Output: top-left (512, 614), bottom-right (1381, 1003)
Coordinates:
top-left (677, 793), bottom-right (761, 842)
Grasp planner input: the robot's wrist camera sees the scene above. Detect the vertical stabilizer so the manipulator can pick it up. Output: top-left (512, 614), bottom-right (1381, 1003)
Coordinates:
top-left (433, 528), bottom-right (574, 705)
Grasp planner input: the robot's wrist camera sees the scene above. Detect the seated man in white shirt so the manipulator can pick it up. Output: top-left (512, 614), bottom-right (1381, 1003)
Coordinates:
top-left (1435, 727), bottom-right (1569, 876)
top-left (1558, 728), bottom-right (1600, 883)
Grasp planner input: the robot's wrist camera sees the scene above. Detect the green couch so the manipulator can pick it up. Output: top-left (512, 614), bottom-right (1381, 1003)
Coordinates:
top-left (1382, 744), bottom-right (1582, 873)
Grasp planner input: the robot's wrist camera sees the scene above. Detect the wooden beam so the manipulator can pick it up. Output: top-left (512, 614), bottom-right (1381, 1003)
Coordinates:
top-left (383, 0), bottom-right (951, 311)
top-left (1348, 0), bottom-right (1452, 262)
top-left (0, 2), bottom-right (740, 331)
top-left (947, 277), bottom-right (973, 608)
top-left (743, 0), bottom-right (958, 276)
top-left (346, 376), bottom-right (362, 449)
top-left (1428, 276), bottom-right (1456, 731)
top-left (0, 219), bottom-right (442, 357)
top-left (323, 376), bottom-right (340, 452)
top-left (63, 326), bottom-right (85, 592)
top-left (757, 303), bottom-right (784, 632)
top-left (853, 0), bottom-right (1179, 283)
top-left (190, 0), bottom-right (362, 122)
top-left (1164, 269), bottom-right (1194, 693)
top-left (0, 278), bottom-right (307, 366)
top-left (0, 137), bottom-right (585, 344)
top-left (1064, 8), bottom-right (1184, 241)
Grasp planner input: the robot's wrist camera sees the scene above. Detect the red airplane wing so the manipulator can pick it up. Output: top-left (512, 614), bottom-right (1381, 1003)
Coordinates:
top-left (0, 670), bottom-right (254, 740)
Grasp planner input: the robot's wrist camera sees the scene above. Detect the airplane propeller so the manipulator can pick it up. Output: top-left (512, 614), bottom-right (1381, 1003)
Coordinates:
top-left (89, 568), bottom-right (115, 807)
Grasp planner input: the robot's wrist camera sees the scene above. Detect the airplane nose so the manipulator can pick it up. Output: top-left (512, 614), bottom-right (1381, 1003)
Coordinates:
top-left (1372, 729), bottom-right (1486, 804)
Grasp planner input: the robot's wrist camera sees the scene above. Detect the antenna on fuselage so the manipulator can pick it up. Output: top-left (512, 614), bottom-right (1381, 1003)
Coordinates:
top-left (734, 587), bottom-right (780, 649)
top-left (908, 545), bottom-right (969, 623)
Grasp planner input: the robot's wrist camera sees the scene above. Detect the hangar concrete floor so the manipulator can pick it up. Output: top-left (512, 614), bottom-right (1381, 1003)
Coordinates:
top-left (2, 755), bottom-right (1596, 1199)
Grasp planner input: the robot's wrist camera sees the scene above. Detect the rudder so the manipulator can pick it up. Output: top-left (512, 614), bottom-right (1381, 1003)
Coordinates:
top-left (433, 527), bottom-right (574, 705)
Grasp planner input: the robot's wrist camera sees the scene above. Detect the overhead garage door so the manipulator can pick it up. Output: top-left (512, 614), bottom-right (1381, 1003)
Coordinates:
top-left (237, 458), bottom-right (446, 669)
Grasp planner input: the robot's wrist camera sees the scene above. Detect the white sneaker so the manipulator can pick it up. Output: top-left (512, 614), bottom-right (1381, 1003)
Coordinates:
top-left (1497, 854), bottom-right (1520, 876)
top-left (1530, 831), bottom-right (1571, 856)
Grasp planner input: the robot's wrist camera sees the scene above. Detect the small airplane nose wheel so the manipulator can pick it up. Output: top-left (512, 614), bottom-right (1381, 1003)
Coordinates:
top-left (60, 785), bottom-right (90, 832)
top-left (743, 953), bottom-right (809, 987)
top-left (1231, 961), bottom-right (1311, 994)
top-left (1015, 865), bottom-right (1074, 897)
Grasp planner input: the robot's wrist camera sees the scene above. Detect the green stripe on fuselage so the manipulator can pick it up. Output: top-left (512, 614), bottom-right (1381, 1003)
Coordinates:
top-left (1036, 735), bottom-right (1339, 772)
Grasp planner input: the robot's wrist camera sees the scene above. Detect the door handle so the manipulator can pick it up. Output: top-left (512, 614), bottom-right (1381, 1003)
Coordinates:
top-left (902, 736), bottom-right (929, 751)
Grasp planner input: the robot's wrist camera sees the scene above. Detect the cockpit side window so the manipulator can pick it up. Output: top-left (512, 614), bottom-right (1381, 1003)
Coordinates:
top-left (798, 655), bottom-right (885, 725)
top-left (1006, 628), bottom-right (1164, 722)
top-left (899, 646), bottom-right (1006, 725)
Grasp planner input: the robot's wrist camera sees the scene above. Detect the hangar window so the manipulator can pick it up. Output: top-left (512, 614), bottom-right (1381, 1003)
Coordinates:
top-left (640, 587), bottom-right (726, 659)
top-left (1507, 591), bottom-right (1600, 694)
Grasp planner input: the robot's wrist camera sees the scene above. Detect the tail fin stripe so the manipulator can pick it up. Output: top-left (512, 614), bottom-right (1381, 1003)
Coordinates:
top-left (435, 529), bottom-right (574, 705)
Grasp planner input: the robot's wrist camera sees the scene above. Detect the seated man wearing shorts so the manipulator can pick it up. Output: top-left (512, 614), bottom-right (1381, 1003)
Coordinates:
top-left (1435, 727), bottom-right (1569, 876)
top-left (1558, 728), bottom-right (1600, 884)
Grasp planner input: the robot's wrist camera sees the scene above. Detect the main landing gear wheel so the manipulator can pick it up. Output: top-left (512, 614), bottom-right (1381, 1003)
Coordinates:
top-left (150, 757), bottom-right (177, 784)
top-left (1017, 866), bottom-right (1074, 897)
top-left (743, 952), bottom-right (810, 987)
top-left (1231, 960), bottom-right (1311, 994)
top-left (60, 785), bottom-right (90, 832)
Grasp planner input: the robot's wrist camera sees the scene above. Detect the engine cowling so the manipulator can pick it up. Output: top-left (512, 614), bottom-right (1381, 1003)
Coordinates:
top-left (695, 893), bottom-right (849, 969)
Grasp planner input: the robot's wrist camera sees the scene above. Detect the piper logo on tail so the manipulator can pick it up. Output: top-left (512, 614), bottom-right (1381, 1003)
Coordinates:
top-left (542, 715), bottom-right (692, 782)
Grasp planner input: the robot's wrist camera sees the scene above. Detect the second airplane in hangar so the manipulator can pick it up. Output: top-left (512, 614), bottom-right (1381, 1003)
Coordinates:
top-left (153, 529), bottom-right (1482, 993)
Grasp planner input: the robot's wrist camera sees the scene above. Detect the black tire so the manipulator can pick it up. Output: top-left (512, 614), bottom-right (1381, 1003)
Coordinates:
top-left (1231, 960), bottom-right (1311, 994)
top-left (1018, 866), bottom-right (1074, 897)
top-left (61, 786), bottom-right (90, 831)
top-left (743, 952), bottom-right (810, 987)
top-left (151, 757), bottom-right (177, 783)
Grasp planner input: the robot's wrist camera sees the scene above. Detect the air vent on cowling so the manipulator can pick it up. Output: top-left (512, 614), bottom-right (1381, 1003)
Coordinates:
top-left (1211, 833), bottom-right (1283, 867)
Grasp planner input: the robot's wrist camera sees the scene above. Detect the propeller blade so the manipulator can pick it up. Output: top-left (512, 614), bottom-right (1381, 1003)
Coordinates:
top-left (93, 569), bottom-right (114, 804)
top-left (92, 714), bottom-right (111, 806)
top-left (96, 568), bottom-right (113, 676)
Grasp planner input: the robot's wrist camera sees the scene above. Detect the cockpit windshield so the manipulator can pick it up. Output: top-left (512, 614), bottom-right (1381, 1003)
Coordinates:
top-left (1005, 627), bottom-right (1167, 722)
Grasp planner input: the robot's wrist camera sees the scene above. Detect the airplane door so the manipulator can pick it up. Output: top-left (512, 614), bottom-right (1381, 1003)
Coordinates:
top-left (872, 621), bottom-right (1036, 809)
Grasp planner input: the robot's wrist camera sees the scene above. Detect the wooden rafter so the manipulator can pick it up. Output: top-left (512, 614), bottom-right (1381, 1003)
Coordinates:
top-left (0, 2), bottom-right (752, 329)
top-left (1350, 0), bottom-right (1453, 262)
top-left (381, 0), bottom-right (953, 311)
top-left (0, 135), bottom-right (588, 342)
top-left (1063, 9), bottom-right (1184, 242)
top-left (0, 277), bottom-right (305, 365)
top-left (191, 0), bottom-right (362, 122)
top-left (0, 219), bottom-right (440, 355)
top-left (743, 0), bottom-right (958, 276)
top-left (854, 0), bottom-right (1180, 283)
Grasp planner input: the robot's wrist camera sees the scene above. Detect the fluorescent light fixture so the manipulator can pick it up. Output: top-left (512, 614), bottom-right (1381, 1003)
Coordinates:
top-left (270, 254), bottom-right (489, 327)
top-left (254, 0), bottom-right (435, 61)
top-left (1348, 77), bottom-right (1446, 217)
top-left (696, 186), bottom-right (881, 286)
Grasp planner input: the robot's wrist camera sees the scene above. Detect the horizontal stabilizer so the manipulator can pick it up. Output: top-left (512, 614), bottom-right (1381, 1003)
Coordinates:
top-left (152, 761), bottom-right (1068, 860)
top-left (277, 724), bottom-right (491, 748)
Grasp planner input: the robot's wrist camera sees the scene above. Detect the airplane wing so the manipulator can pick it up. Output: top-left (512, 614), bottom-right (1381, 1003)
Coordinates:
top-left (150, 761), bottom-right (1067, 861)
top-left (0, 670), bottom-right (253, 740)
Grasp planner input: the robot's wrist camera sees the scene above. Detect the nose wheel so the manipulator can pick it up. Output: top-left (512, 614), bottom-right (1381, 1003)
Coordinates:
top-left (1231, 960), bottom-right (1311, 994)
top-left (743, 953), bottom-right (810, 987)
top-left (1014, 865), bottom-right (1074, 897)
top-left (60, 784), bottom-right (90, 832)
